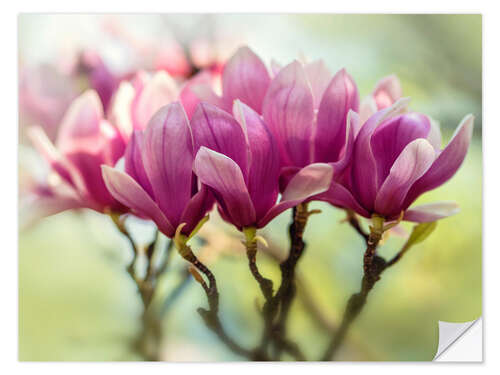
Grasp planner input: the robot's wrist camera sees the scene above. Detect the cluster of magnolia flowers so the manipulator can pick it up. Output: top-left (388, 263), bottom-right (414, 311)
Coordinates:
top-left (27, 46), bottom-right (474, 246)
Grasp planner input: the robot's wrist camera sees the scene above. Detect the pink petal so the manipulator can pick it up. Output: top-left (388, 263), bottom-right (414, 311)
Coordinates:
top-left (108, 81), bottom-right (136, 141)
top-left (222, 46), bottom-right (271, 113)
top-left (258, 163), bottom-right (333, 227)
top-left (124, 131), bottom-right (154, 198)
top-left (404, 202), bottom-right (459, 222)
top-left (427, 117), bottom-right (443, 151)
top-left (193, 147), bottom-right (256, 229)
top-left (370, 113), bottom-right (431, 187)
top-left (314, 180), bottom-right (370, 218)
top-left (351, 98), bottom-right (411, 211)
top-left (132, 71), bottom-right (178, 131)
top-left (372, 74), bottom-right (403, 109)
top-left (180, 184), bottom-right (215, 235)
top-left (262, 61), bottom-right (314, 168)
top-left (65, 151), bottom-right (118, 209)
top-left (374, 138), bottom-right (435, 217)
top-left (56, 90), bottom-right (103, 154)
top-left (303, 60), bottom-right (332, 109)
top-left (102, 166), bottom-right (175, 236)
top-left (191, 102), bottom-right (249, 177)
top-left (141, 102), bottom-right (194, 227)
top-left (403, 114), bottom-right (474, 208)
top-left (27, 126), bottom-right (85, 193)
top-left (359, 96), bottom-right (378, 127)
top-left (314, 69), bottom-right (360, 164)
top-left (233, 101), bottom-right (280, 219)
top-left (179, 71), bottom-right (214, 119)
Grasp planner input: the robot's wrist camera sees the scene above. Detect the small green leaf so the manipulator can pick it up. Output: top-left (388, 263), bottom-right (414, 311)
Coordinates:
top-left (406, 222), bottom-right (438, 247)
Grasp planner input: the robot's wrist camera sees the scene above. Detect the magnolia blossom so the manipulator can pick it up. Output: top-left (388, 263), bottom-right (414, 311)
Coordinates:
top-left (28, 90), bottom-right (128, 215)
top-left (19, 64), bottom-right (77, 140)
top-left (102, 102), bottom-right (214, 238)
top-left (189, 46), bottom-right (271, 114)
top-left (262, 60), bottom-right (359, 177)
top-left (191, 101), bottom-right (333, 230)
top-left (326, 99), bottom-right (474, 223)
top-left (109, 70), bottom-right (217, 141)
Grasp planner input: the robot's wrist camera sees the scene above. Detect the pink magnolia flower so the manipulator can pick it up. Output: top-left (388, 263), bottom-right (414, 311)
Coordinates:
top-left (102, 102), bottom-right (214, 238)
top-left (189, 46), bottom-right (272, 114)
top-left (76, 50), bottom-right (121, 112)
top-left (263, 60), bottom-right (359, 171)
top-left (109, 70), bottom-right (217, 140)
top-left (326, 99), bottom-right (474, 223)
top-left (190, 101), bottom-right (333, 230)
top-left (19, 64), bottom-right (77, 140)
top-left (359, 74), bottom-right (403, 125)
top-left (28, 90), bottom-right (129, 215)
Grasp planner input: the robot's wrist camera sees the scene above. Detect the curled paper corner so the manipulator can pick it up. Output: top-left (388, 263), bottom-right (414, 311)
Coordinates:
top-left (433, 318), bottom-right (482, 361)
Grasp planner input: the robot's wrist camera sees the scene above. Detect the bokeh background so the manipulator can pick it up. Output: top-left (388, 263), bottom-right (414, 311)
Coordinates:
top-left (18, 14), bottom-right (482, 361)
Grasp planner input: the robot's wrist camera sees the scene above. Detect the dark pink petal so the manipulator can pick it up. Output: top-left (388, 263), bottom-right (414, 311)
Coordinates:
top-left (102, 166), bottom-right (175, 236)
top-left (372, 74), bottom-right (402, 109)
top-left (56, 90), bottom-right (103, 154)
top-left (124, 131), bottom-right (154, 199)
top-left (278, 166), bottom-right (301, 193)
top-left (193, 147), bottom-right (256, 229)
top-left (351, 98), bottom-right (411, 211)
top-left (142, 102), bottom-right (194, 228)
top-left (314, 180), bottom-right (370, 218)
top-left (221, 46), bottom-right (271, 113)
top-left (191, 102), bottom-right (249, 177)
top-left (180, 184), bottom-right (215, 235)
top-left (403, 202), bottom-right (459, 222)
top-left (304, 60), bottom-right (332, 109)
top-left (65, 151), bottom-right (117, 209)
top-left (262, 61), bottom-right (314, 168)
top-left (403, 114), bottom-right (474, 208)
top-left (233, 101), bottom-right (280, 219)
top-left (370, 113), bottom-right (431, 187)
top-left (374, 139), bottom-right (435, 217)
top-left (314, 69), bottom-right (359, 163)
top-left (132, 71), bottom-right (178, 131)
top-left (258, 163), bottom-right (333, 227)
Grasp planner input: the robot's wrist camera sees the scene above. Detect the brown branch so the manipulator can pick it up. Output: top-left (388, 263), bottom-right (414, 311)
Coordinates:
top-left (180, 246), bottom-right (268, 360)
top-left (321, 223), bottom-right (386, 361)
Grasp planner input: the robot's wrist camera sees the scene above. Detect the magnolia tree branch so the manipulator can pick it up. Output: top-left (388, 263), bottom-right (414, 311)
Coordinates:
top-left (321, 217), bottom-right (429, 361)
top-left (179, 244), bottom-right (268, 360)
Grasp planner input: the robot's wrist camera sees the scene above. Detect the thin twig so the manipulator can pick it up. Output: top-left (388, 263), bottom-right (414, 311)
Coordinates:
top-left (345, 209), bottom-right (369, 244)
top-left (180, 245), bottom-right (266, 360)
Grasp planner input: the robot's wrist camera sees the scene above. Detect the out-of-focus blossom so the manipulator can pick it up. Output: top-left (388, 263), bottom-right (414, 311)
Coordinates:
top-left (108, 71), bottom-right (178, 141)
top-left (28, 90), bottom-right (128, 215)
top-left (359, 75), bottom-right (403, 125)
top-left (19, 64), bottom-right (77, 140)
top-left (327, 99), bottom-right (474, 223)
top-left (191, 101), bottom-right (333, 230)
top-left (102, 102), bottom-right (214, 238)
top-left (108, 69), bottom-right (217, 137)
top-left (76, 50), bottom-right (120, 112)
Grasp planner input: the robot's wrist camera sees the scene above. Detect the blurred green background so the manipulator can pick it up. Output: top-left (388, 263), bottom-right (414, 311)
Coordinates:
top-left (18, 14), bottom-right (481, 361)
